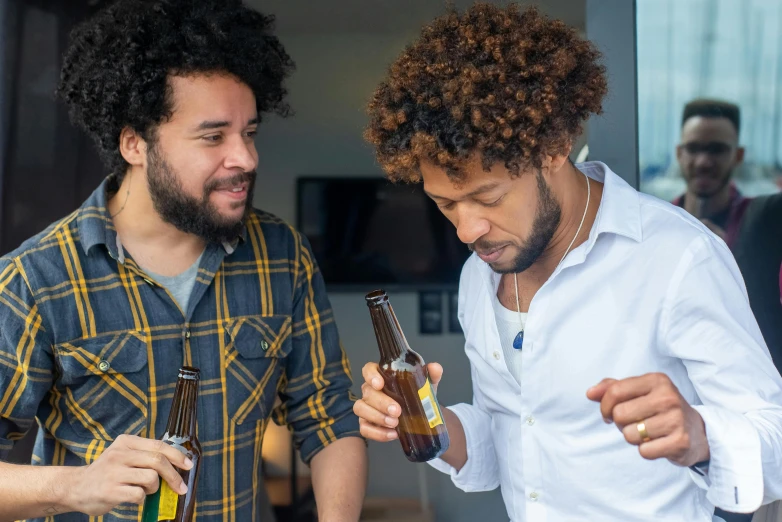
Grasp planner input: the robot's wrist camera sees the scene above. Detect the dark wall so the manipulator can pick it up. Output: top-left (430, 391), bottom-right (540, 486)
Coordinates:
top-left (0, 0), bottom-right (110, 463)
top-left (1, 0), bottom-right (108, 257)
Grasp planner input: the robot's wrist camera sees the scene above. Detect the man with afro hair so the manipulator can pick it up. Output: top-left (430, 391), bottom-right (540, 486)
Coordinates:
top-left (0, 0), bottom-right (366, 520)
top-left (354, 4), bottom-right (782, 521)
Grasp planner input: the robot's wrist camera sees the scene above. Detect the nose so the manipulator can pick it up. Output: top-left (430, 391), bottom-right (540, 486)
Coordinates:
top-left (224, 135), bottom-right (258, 173)
top-left (454, 208), bottom-right (491, 245)
top-left (693, 151), bottom-right (715, 169)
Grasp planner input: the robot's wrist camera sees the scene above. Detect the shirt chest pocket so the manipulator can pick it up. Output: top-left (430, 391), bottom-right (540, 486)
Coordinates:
top-left (224, 315), bottom-right (292, 426)
top-left (53, 331), bottom-right (149, 441)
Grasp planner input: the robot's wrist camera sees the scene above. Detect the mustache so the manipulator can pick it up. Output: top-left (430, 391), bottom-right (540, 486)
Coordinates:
top-left (205, 171), bottom-right (256, 192)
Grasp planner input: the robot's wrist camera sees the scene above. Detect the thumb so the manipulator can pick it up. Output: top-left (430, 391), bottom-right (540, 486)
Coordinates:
top-left (427, 362), bottom-right (443, 391)
top-left (586, 378), bottom-right (616, 402)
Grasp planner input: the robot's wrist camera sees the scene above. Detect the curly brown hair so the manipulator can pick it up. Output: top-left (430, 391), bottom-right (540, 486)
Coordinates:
top-left (365, 3), bottom-right (607, 182)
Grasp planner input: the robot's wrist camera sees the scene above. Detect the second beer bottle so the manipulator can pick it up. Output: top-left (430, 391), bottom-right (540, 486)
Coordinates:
top-left (365, 290), bottom-right (450, 462)
top-left (141, 366), bottom-right (202, 522)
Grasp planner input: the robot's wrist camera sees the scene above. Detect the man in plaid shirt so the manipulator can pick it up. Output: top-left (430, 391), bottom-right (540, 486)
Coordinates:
top-left (0, 0), bottom-right (367, 520)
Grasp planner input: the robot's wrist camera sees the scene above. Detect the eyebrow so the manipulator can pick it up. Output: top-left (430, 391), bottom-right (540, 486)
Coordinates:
top-left (194, 117), bottom-right (259, 132)
top-left (424, 182), bottom-right (501, 201)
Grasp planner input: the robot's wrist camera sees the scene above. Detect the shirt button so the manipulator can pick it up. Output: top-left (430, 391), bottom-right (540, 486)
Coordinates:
top-left (98, 360), bottom-right (110, 372)
top-left (529, 492), bottom-right (539, 501)
top-left (185, 330), bottom-right (191, 339)
top-left (526, 416), bottom-right (535, 426)
top-left (493, 351), bottom-right (501, 360)
top-left (261, 340), bottom-right (270, 351)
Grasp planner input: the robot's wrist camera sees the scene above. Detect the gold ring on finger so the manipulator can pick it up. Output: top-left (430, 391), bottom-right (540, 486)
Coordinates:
top-left (636, 421), bottom-right (651, 443)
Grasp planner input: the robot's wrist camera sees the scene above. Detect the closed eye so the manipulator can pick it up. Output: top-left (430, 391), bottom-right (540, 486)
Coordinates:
top-left (479, 195), bottom-right (505, 207)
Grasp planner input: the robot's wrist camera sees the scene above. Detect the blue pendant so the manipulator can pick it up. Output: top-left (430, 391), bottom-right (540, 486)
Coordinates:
top-left (512, 331), bottom-right (524, 350)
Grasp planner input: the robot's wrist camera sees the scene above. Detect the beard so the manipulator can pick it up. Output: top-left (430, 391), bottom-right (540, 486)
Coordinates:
top-left (469, 169), bottom-right (561, 274)
top-left (146, 143), bottom-right (256, 244)
top-left (686, 168), bottom-right (733, 199)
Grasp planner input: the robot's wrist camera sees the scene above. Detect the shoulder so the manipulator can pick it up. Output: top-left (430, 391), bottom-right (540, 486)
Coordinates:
top-left (636, 192), bottom-right (723, 253)
top-left (1, 210), bottom-right (83, 292)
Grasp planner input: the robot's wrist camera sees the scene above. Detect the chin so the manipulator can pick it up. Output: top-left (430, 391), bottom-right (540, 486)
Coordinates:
top-left (487, 257), bottom-right (516, 274)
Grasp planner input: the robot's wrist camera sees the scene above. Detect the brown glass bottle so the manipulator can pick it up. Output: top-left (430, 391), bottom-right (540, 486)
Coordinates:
top-left (141, 367), bottom-right (202, 522)
top-left (365, 290), bottom-right (450, 462)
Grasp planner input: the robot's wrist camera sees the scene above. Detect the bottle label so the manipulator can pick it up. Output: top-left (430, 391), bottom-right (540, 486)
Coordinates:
top-left (158, 481), bottom-right (179, 520)
top-left (418, 378), bottom-right (444, 428)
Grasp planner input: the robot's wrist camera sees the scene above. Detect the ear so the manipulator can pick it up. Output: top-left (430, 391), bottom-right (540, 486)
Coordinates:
top-left (119, 127), bottom-right (148, 168)
top-left (676, 144), bottom-right (684, 162)
top-left (734, 146), bottom-right (745, 164)
top-left (548, 152), bottom-right (570, 172)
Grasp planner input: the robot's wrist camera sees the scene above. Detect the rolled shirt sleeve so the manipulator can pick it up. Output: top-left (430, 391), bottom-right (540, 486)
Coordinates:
top-left (273, 232), bottom-right (361, 463)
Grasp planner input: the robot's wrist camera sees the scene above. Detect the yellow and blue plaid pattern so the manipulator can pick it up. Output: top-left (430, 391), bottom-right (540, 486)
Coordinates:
top-left (0, 178), bottom-right (360, 521)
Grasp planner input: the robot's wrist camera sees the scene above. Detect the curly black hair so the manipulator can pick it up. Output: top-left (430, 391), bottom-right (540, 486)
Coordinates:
top-left (57, 0), bottom-right (295, 180)
top-left (365, 3), bottom-right (607, 182)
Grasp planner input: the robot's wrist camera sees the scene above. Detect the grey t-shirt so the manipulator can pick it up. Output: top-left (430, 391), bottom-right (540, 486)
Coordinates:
top-left (143, 251), bottom-right (204, 312)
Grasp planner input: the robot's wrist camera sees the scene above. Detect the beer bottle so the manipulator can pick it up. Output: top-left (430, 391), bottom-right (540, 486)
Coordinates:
top-left (365, 290), bottom-right (450, 462)
top-left (141, 367), bottom-right (202, 522)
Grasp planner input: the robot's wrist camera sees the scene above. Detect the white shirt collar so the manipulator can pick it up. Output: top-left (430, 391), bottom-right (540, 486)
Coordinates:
top-left (478, 161), bottom-right (643, 291)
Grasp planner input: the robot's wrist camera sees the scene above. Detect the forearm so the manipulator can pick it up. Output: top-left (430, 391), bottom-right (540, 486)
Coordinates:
top-left (439, 407), bottom-right (468, 471)
top-left (310, 436), bottom-right (367, 522)
top-left (0, 461), bottom-right (74, 521)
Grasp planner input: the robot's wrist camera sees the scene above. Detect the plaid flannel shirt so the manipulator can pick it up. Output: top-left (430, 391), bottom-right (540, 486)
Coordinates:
top-left (0, 177), bottom-right (360, 521)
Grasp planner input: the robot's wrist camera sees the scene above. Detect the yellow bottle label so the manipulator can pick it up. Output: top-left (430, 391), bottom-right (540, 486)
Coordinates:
top-left (417, 378), bottom-right (444, 428)
top-left (158, 481), bottom-right (179, 520)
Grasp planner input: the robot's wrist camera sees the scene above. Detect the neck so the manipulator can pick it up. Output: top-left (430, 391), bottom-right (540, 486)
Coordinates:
top-left (108, 167), bottom-right (206, 276)
top-left (684, 183), bottom-right (732, 219)
top-left (525, 163), bottom-right (602, 283)
top-left (108, 167), bottom-right (207, 255)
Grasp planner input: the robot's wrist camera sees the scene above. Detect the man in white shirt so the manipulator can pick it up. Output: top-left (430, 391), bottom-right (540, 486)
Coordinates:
top-left (354, 4), bottom-right (782, 521)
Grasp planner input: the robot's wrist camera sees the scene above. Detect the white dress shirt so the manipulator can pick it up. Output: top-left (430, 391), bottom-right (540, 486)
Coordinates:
top-left (429, 161), bottom-right (782, 521)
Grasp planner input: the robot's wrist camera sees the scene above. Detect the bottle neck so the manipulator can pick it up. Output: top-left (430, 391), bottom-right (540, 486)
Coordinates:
top-left (165, 371), bottom-right (199, 438)
top-left (368, 300), bottom-right (409, 361)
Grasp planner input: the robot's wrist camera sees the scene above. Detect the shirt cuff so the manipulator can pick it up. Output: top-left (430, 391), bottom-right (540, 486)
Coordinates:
top-left (298, 409), bottom-right (361, 464)
top-left (0, 436), bottom-right (12, 461)
top-left (690, 405), bottom-right (763, 513)
top-left (427, 403), bottom-right (499, 492)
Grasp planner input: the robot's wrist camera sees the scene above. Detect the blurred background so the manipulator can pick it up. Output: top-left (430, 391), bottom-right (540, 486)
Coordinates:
top-left (1, 1), bottom-right (780, 521)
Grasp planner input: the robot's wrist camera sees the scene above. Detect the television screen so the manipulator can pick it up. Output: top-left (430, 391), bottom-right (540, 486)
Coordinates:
top-left (297, 177), bottom-right (471, 290)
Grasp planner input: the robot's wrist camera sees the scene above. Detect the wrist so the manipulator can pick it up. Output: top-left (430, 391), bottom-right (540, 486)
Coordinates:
top-left (50, 465), bottom-right (81, 513)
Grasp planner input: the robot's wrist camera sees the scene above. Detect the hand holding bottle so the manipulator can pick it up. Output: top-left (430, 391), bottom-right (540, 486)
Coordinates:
top-left (354, 361), bottom-right (444, 442)
top-left (358, 290), bottom-right (450, 462)
top-left (62, 434), bottom-right (192, 516)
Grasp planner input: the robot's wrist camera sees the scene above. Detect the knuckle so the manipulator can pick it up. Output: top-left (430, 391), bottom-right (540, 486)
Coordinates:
top-left (638, 445), bottom-right (653, 460)
top-left (132, 488), bottom-right (146, 504)
top-left (661, 393), bottom-right (679, 411)
top-left (679, 433), bottom-right (691, 451)
top-left (672, 408), bottom-right (685, 425)
top-left (654, 372), bottom-right (670, 387)
top-left (145, 469), bottom-right (160, 487)
top-left (612, 404), bottom-right (626, 423)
